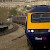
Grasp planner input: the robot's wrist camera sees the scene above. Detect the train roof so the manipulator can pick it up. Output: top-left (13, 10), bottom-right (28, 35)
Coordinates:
top-left (29, 5), bottom-right (50, 12)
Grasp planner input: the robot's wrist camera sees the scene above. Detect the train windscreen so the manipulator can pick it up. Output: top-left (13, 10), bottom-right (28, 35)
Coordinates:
top-left (31, 13), bottom-right (50, 22)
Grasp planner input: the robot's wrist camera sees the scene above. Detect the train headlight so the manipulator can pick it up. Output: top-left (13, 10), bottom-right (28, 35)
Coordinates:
top-left (27, 30), bottom-right (34, 32)
top-left (28, 30), bottom-right (30, 32)
top-left (31, 30), bottom-right (34, 32)
top-left (48, 29), bottom-right (50, 32)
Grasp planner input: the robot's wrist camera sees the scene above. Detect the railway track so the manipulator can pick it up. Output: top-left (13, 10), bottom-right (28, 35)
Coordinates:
top-left (0, 23), bottom-right (30, 50)
top-left (0, 23), bottom-right (19, 36)
top-left (12, 24), bottom-right (25, 41)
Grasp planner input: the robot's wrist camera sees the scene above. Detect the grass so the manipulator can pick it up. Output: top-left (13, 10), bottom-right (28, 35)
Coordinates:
top-left (0, 8), bottom-right (10, 22)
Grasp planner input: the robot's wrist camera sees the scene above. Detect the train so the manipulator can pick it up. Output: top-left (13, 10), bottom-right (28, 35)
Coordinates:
top-left (25, 5), bottom-right (50, 50)
top-left (12, 16), bottom-right (26, 25)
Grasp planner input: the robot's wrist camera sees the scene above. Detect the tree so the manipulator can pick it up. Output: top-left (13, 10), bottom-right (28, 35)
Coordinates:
top-left (10, 8), bottom-right (17, 16)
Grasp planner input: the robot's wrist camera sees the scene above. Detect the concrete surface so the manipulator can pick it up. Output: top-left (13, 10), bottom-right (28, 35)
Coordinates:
top-left (0, 24), bottom-right (29, 50)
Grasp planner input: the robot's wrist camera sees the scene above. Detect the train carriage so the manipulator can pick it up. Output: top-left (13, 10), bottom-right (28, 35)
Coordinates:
top-left (25, 5), bottom-right (50, 50)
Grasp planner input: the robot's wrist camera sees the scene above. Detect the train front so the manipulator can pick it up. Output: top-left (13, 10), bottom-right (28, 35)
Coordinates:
top-left (25, 5), bottom-right (50, 48)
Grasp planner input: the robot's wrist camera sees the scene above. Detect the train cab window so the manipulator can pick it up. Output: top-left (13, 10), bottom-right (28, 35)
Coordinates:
top-left (31, 13), bottom-right (50, 22)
